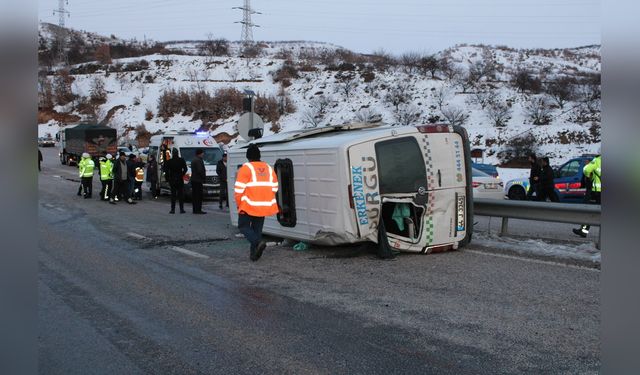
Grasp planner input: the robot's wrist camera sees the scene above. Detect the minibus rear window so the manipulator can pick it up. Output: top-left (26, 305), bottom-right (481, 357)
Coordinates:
top-left (375, 137), bottom-right (427, 194)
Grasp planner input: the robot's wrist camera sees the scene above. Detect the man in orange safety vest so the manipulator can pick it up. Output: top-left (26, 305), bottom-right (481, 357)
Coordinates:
top-left (234, 144), bottom-right (279, 261)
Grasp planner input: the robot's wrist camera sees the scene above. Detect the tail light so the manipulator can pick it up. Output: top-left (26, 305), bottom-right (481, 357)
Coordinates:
top-left (568, 182), bottom-right (581, 189)
top-left (183, 173), bottom-right (191, 182)
top-left (472, 181), bottom-right (482, 188)
top-left (555, 183), bottom-right (568, 190)
top-left (416, 124), bottom-right (451, 133)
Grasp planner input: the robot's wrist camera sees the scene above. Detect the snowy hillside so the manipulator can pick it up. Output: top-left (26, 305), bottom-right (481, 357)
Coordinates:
top-left (38, 25), bottom-right (601, 165)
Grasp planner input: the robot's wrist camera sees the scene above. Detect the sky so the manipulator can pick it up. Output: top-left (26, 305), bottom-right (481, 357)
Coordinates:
top-left (37, 0), bottom-right (601, 54)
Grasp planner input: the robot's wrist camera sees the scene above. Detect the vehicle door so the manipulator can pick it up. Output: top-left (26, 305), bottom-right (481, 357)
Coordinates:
top-left (348, 132), bottom-right (467, 251)
top-left (553, 159), bottom-right (584, 202)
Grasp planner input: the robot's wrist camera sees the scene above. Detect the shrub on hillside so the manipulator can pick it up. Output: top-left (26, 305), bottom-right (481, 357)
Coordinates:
top-left (511, 68), bottom-right (542, 93)
top-left (95, 44), bottom-right (112, 64)
top-left (498, 133), bottom-right (538, 165)
top-left (544, 76), bottom-right (576, 109)
top-left (523, 96), bottom-right (553, 125)
top-left (199, 37), bottom-right (230, 57)
top-left (272, 60), bottom-right (300, 85)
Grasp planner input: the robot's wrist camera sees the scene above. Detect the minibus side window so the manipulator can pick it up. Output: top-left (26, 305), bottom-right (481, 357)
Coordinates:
top-left (274, 158), bottom-right (296, 227)
top-left (375, 137), bottom-right (426, 194)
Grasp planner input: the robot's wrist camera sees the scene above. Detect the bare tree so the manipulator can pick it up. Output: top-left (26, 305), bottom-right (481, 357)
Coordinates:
top-left (355, 108), bottom-right (382, 123)
top-left (310, 94), bottom-right (334, 114)
top-left (512, 68), bottom-right (542, 93)
top-left (468, 88), bottom-right (494, 110)
top-left (434, 86), bottom-right (452, 110)
top-left (227, 68), bottom-right (239, 82)
top-left (302, 108), bottom-right (324, 128)
top-left (440, 106), bottom-right (469, 126)
top-left (485, 97), bottom-right (512, 127)
top-left (199, 34), bottom-right (230, 58)
top-left (368, 49), bottom-right (396, 72)
top-left (544, 76), bottom-right (576, 109)
top-left (384, 81), bottom-right (412, 110)
top-left (394, 104), bottom-right (420, 126)
top-left (419, 54), bottom-right (440, 78)
top-left (89, 76), bottom-right (107, 103)
top-left (38, 73), bottom-right (54, 109)
top-left (523, 96), bottom-right (553, 125)
top-left (400, 51), bottom-right (422, 74)
top-left (337, 77), bottom-right (358, 99)
top-left (454, 69), bottom-right (475, 93)
top-left (116, 72), bottom-right (130, 90)
top-left (53, 69), bottom-right (75, 106)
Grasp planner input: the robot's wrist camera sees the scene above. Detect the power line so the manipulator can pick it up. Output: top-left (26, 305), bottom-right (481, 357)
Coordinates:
top-left (52, 0), bottom-right (70, 66)
top-left (233, 0), bottom-right (261, 45)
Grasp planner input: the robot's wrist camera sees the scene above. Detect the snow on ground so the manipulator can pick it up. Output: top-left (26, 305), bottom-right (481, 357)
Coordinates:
top-left (39, 30), bottom-right (600, 165)
top-left (473, 231), bottom-right (601, 265)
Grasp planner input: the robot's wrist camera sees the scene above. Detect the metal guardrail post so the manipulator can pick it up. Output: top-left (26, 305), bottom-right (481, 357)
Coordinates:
top-left (500, 217), bottom-right (509, 236)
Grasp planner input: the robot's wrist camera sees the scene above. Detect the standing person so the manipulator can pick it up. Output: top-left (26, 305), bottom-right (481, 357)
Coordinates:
top-left (146, 154), bottom-right (159, 199)
top-left (126, 154), bottom-right (137, 199)
top-left (78, 153), bottom-right (95, 199)
top-left (526, 153), bottom-right (540, 200)
top-left (234, 144), bottom-right (279, 261)
top-left (133, 157), bottom-right (145, 200)
top-left (99, 154), bottom-right (114, 201)
top-left (573, 155), bottom-right (601, 237)
top-left (38, 149), bottom-right (42, 171)
top-left (165, 149), bottom-right (187, 214)
top-left (190, 148), bottom-right (207, 214)
top-left (537, 157), bottom-right (559, 202)
top-left (111, 152), bottom-right (136, 204)
top-left (216, 152), bottom-right (229, 209)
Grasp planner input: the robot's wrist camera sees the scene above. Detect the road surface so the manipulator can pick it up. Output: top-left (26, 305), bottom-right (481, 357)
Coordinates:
top-left (38, 147), bottom-right (599, 374)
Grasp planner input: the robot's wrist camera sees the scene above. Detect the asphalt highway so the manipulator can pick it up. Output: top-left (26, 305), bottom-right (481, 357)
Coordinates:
top-left (38, 147), bottom-right (599, 374)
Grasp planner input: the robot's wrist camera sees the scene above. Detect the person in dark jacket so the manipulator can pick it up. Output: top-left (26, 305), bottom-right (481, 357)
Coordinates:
top-left (126, 153), bottom-right (137, 198)
top-left (111, 152), bottom-right (136, 204)
top-left (146, 154), bottom-right (159, 199)
top-left (537, 157), bottom-right (559, 202)
top-left (526, 153), bottom-right (540, 200)
top-left (190, 148), bottom-right (207, 214)
top-left (216, 152), bottom-right (229, 209)
top-left (164, 149), bottom-right (187, 214)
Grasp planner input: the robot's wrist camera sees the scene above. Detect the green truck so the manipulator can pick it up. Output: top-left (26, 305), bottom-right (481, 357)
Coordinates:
top-left (58, 123), bottom-right (117, 166)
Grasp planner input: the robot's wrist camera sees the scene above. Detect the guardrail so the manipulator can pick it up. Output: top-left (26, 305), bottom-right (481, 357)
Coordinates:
top-left (473, 198), bottom-right (601, 249)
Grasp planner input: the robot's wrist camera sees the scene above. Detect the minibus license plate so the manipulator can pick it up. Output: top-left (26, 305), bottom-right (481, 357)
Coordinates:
top-left (456, 195), bottom-right (465, 231)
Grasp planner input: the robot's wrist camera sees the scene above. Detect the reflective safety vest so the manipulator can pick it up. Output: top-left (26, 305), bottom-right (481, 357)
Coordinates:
top-left (99, 159), bottom-right (113, 180)
top-left (79, 158), bottom-right (95, 178)
top-left (583, 155), bottom-right (601, 192)
top-left (234, 161), bottom-right (279, 217)
top-left (135, 166), bottom-right (145, 182)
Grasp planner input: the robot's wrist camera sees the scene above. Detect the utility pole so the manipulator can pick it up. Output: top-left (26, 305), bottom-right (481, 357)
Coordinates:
top-left (53, 0), bottom-right (70, 66)
top-left (233, 0), bottom-right (261, 47)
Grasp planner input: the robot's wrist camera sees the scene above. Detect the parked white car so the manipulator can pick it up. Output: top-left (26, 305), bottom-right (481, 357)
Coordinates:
top-left (472, 168), bottom-right (504, 200)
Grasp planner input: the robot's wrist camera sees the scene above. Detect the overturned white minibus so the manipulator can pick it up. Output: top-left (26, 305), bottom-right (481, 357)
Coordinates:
top-left (228, 123), bottom-right (473, 254)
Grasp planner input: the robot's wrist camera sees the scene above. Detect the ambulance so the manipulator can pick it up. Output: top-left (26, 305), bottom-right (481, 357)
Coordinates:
top-left (148, 131), bottom-right (225, 198)
top-left (227, 123), bottom-right (473, 254)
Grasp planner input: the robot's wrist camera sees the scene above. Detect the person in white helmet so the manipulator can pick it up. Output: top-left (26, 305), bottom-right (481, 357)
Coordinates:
top-left (78, 152), bottom-right (95, 199)
top-left (99, 153), bottom-right (114, 201)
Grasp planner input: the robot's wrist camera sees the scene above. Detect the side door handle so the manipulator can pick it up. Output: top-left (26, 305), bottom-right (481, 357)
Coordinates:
top-left (437, 169), bottom-right (442, 187)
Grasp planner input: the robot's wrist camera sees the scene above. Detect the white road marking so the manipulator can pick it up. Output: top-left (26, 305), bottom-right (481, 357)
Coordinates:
top-left (54, 207), bottom-right (65, 212)
top-left (466, 249), bottom-right (600, 272)
top-left (168, 246), bottom-right (210, 259)
top-left (126, 232), bottom-right (149, 240)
